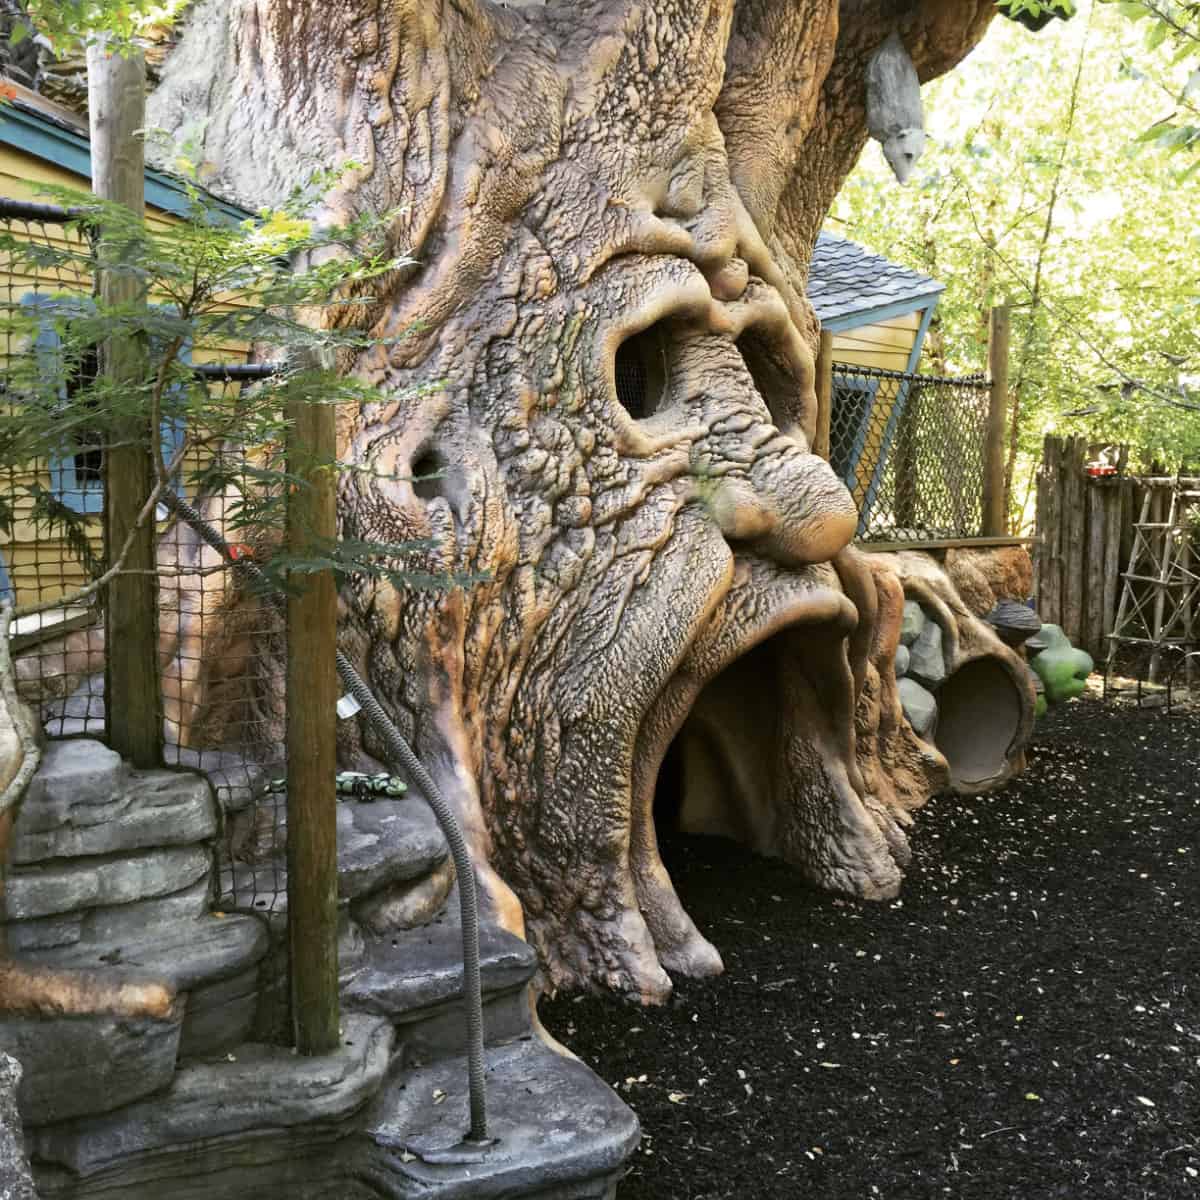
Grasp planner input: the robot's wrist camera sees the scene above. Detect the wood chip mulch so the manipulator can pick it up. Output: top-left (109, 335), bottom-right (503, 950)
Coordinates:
top-left (540, 696), bottom-right (1200, 1199)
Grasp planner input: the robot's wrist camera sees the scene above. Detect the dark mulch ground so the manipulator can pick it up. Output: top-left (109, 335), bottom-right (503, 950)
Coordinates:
top-left (540, 696), bottom-right (1200, 1199)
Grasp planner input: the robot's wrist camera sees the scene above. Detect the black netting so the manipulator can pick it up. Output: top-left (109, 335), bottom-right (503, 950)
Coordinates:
top-left (829, 362), bottom-right (990, 543)
top-left (2, 197), bottom-right (287, 921)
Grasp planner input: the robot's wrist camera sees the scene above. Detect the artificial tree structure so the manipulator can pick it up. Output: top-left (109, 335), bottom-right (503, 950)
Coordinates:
top-left (146, 0), bottom-right (1030, 1004)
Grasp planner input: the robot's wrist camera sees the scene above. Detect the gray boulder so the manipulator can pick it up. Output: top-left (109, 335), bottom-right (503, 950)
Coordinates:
top-left (18, 739), bottom-right (126, 815)
top-left (6, 845), bottom-right (210, 921)
top-left (336, 799), bottom-right (448, 902)
top-left (894, 643), bottom-right (910, 678)
top-left (12, 768), bottom-right (216, 865)
top-left (898, 677), bottom-right (938, 738)
top-left (908, 618), bottom-right (946, 688)
top-left (0, 1012), bottom-right (182, 1127)
top-left (900, 600), bottom-right (926, 646)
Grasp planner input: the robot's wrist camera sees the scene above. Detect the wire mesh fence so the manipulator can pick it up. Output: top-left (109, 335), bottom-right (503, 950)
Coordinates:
top-left (1, 199), bottom-right (107, 730)
top-left (829, 361), bottom-right (991, 544)
top-left (1, 197), bottom-right (290, 927)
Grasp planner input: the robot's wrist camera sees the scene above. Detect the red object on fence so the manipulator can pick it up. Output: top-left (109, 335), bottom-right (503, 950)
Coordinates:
top-left (228, 543), bottom-right (255, 561)
top-left (1085, 464), bottom-right (1118, 478)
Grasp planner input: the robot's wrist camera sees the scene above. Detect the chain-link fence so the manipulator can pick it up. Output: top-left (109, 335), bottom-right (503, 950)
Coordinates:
top-left (1, 198), bottom-right (290, 927)
top-left (829, 361), bottom-right (991, 543)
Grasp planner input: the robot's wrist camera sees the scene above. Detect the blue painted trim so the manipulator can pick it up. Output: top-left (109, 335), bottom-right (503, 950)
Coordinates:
top-left (20, 293), bottom-right (189, 514)
top-left (819, 290), bottom-right (944, 334)
top-left (858, 299), bottom-right (940, 533)
top-left (0, 547), bottom-right (12, 603)
top-left (830, 375), bottom-right (879, 492)
top-left (904, 300), bottom-right (938, 376)
top-left (20, 293), bottom-right (104, 514)
top-left (0, 104), bottom-right (252, 222)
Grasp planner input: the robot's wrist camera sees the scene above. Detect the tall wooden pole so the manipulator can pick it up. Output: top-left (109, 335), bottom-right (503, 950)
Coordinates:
top-left (88, 39), bottom-right (161, 768)
top-left (285, 380), bottom-right (340, 1055)
top-left (982, 304), bottom-right (1011, 537)
top-left (813, 328), bottom-right (834, 461)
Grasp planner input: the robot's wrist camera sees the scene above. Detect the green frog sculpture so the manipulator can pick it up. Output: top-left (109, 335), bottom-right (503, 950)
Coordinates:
top-left (1028, 624), bottom-right (1094, 711)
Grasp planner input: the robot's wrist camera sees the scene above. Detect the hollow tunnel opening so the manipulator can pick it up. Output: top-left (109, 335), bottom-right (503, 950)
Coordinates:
top-left (652, 634), bottom-right (790, 854)
top-left (934, 657), bottom-right (1022, 790)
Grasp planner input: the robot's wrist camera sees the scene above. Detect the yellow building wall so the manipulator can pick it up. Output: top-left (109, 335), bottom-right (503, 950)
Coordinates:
top-left (1, 140), bottom-right (251, 610)
top-left (828, 310), bottom-right (923, 508)
top-left (830, 309), bottom-right (921, 372)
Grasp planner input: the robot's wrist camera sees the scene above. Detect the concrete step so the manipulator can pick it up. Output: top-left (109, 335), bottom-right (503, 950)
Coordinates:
top-left (352, 1036), bottom-right (639, 1199)
top-left (219, 793), bottom-right (449, 917)
top-left (341, 886), bottom-right (538, 1061)
top-left (3, 913), bottom-right (271, 1124)
top-left (28, 1020), bottom-right (637, 1200)
top-left (0, 1009), bottom-right (182, 1129)
top-left (18, 913), bottom-right (270, 1059)
top-left (217, 794), bottom-right (461, 1045)
top-left (28, 1014), bottom-right (395, 1200)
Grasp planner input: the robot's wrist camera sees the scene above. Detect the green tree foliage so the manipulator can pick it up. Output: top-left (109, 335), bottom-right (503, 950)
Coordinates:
top-left (831, 0), bottom-right (1200, 529)
top-left (1100, 0), bottom-right (1200, 163)
top-left (6, 0), bottom-right (186, 55)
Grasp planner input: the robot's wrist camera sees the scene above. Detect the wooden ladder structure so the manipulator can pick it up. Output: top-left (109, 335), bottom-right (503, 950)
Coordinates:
top-left (1105, 475), bottom-right (1200, 690)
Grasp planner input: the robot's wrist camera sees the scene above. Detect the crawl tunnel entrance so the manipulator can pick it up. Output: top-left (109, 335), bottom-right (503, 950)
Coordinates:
top-left (934, 657), bottom-right (1022, 790)
top-left (652, 636), bottom-right (790, 853)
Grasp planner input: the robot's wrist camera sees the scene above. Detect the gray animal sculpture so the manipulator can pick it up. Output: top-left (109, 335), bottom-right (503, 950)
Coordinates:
top-left (866, 32), bottom-right (925, 184)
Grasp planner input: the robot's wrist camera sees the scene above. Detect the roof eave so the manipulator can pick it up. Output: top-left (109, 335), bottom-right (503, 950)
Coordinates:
top-left (817, 289), bottom-right (944, 334)
top-left (0, 92), bottom-right (253, 222)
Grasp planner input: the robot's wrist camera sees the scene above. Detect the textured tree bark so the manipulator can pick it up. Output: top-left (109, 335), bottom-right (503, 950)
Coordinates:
top-left (149, 0), bottom-right (1005, 1001)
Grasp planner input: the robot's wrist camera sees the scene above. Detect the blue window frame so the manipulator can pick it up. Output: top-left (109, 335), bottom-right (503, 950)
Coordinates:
top-left (22, 294), bottom-right (188, 514)
top-left (829, 374), bottom-right (880, 493)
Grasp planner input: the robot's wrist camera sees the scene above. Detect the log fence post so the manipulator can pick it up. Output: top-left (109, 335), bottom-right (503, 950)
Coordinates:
top-left (813, 328), bottom-right (833, 461)
top-left (982, 304), bottom-right (1010, 537)
top-left (285, 363), bottom-right (341, 1055)
top-left (88, 39), bottom-right (161, 768)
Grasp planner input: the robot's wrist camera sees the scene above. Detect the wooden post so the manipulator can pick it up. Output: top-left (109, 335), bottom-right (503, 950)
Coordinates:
top-left (1100, 451), bottom-right (1128, 650)
top-left (813, 329), bottom-right (833, 461)
top-left (1181, 521), bottom-right (1194, 690)
top-left (1064, 437), bottom-right (1087, 645)
top-left (982, 304), bottom-right (1010, 537)
top-left (285, 376), bottom-right (340, 1055)
top-left (1037, 435), bottom-right (1062, 626)
top-left (1085, 481), bottom-right (1106, 658)
top-left (88, 39), bottom-right (161, 768)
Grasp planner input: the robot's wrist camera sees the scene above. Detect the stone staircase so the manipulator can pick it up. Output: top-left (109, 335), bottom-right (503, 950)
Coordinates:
top-left (3, 739), bottom-right (637, 1198)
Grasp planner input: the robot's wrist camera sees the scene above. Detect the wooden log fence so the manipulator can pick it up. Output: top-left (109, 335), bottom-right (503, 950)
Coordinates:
top-left (1034, 435), bottom-right (1134, 660)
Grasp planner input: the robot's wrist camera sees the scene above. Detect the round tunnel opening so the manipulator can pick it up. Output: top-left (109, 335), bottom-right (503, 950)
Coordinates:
top-left (934, 657), bottom-right (1021, 789)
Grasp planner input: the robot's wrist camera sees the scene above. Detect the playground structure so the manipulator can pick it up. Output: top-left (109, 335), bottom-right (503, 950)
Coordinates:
top-left (0, 3), bottom-right (1058, 1195)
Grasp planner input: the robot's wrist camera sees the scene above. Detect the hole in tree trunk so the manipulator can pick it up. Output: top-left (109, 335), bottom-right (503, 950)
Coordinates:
top-left (736, 332), bottom-right (801, 437)
top-left (615, 324), bottom-right (669, 419)
top-left (412, 449), bottom-right (446, 501)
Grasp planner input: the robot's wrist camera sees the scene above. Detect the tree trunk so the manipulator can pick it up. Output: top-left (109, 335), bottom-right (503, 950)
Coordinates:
top-left (149, 0), bottom-right (999, 1001)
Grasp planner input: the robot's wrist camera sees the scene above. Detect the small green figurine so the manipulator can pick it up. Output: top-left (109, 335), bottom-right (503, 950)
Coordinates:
top-left (1027, 623), bottom-right (1093, 706)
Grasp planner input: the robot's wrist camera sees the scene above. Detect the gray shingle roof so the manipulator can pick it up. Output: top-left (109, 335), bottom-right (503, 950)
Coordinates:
top-left (808, 232), bottom-right (943, 326)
